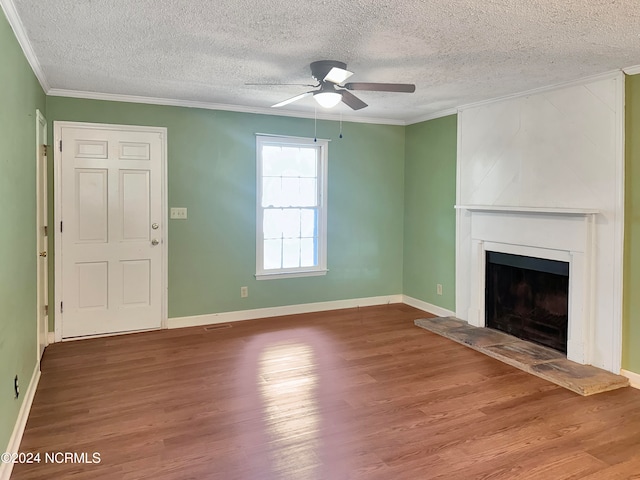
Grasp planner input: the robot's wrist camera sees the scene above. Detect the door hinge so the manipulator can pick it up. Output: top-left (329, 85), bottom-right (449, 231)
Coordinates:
top-left (44, 305), bottom-right (48, 316)
top-left (59, 140), bottom-right (62, 152)
top-left (41, 144), bottom-right (48, 157)
top-left (43, 225), bottom-right (48, 237)
top-left (60, 221), bottom-right (63, 233)
top-left (60, 302), bottom-right (63, 313)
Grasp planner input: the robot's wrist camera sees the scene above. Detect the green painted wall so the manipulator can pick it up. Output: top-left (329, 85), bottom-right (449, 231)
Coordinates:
top-left (0, 11), bottom-right (46, 453)
top-left (623, 74), bottom-right (640, 375)
top-left (46, 97), bottom-right (405, 318)
top-left (403, 115), bottom-right (457, 311)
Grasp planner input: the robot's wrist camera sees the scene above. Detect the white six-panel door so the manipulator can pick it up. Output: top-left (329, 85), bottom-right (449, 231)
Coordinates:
top-left (55, 123), bottom-right (166, 339)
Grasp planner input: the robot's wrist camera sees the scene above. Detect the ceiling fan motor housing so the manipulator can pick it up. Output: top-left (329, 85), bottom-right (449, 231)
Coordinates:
top-left (311, 60), bottom-right (347, 83)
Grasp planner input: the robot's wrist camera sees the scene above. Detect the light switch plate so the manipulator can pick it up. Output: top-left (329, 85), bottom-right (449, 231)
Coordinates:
top-left (170, 207), bottom-right (187, 219)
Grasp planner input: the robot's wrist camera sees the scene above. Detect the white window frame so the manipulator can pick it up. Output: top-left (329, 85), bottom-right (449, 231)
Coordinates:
top-left (255, 135), bottom-right (329, 280)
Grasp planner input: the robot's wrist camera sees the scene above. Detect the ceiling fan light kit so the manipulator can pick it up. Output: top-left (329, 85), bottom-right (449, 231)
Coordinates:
top-left (267, 60), bottom-right (416, 111)
top-left (314, 91), bottom-right (342, 108)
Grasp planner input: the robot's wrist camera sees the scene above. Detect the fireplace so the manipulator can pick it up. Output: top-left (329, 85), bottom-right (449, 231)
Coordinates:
top-left (485, 251), bottom-right (569, 353)
top-left (457, 206), bottom-right (599, 366)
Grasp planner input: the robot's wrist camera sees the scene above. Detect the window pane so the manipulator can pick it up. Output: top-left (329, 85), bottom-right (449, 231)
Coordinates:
top-left (300, 238), bottom-right (316, 267)
top-left (262, 177), bottom-right (281, 207)
top-left (281, 177), bottom-right (300, 207)
top-left (297, 148), bottom-right (317, 177)
top-left (263, 145), bottom-right (317, 177)
top-left (300, 209), bottom-right (317, 237)
top-left (282, 209), bottom-right (301, 238)
top-left (298, 178), bottom-right (317, 207)
top-left (264, 146), bottom-right (300, 175)
top-left (279, 146), bottom-right (298, 173)
top-left (282, 238), bottom-right (301, 268)
top-left (263, 209), bottom-right (283, 239)
top-left (262, 146), bottom-right (284, 175)
top-left (264, 239), bottom-right (282, 270)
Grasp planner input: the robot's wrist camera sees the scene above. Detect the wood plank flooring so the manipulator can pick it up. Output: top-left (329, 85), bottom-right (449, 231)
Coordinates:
top-left (11, 304), bottom-right (640, 479)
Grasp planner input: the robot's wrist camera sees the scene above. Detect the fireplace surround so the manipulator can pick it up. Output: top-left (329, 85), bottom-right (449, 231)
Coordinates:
top-left (457, 205), bottom-right (597, 365)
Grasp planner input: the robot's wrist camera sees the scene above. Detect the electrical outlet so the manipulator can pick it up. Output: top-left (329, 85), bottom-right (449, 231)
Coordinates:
top-left (170, 207), bottom-right (188, 219)
top-left (240, 286), bottom-right (248, 298)
top-left (437, 284), bottom-right (443, 296)
top-left (14, 375), bottom-right (19, 399)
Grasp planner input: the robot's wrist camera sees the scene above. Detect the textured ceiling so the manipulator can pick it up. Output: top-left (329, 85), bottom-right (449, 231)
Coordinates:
top-left (10, 0), bottom-right (640, 123)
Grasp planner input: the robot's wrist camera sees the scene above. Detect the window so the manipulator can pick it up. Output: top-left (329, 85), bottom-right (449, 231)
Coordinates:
top-left (256, 135), bottom-right (328, 279)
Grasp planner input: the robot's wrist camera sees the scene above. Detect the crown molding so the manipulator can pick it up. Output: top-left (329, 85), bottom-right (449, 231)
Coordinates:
top-left (0, 0), bottom-right (50, 92)
top-left (406, 108), bottom-right (458, 125)
top-left (458, 69), bottom-right (623, 112)
top-left (46, 88), bottom-right (407, 126)
top-left (623, 65), bottom-right (640, 76)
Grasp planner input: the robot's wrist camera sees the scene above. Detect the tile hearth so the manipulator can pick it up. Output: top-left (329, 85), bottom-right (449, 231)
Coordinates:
top-left (415, 317), bottom-right (628, 396)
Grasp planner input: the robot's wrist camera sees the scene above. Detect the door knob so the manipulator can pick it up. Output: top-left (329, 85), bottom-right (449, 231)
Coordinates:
top-left (39, 251), bottom-right (47, 257)
top-left (151, 239), bottom-right (159, 246)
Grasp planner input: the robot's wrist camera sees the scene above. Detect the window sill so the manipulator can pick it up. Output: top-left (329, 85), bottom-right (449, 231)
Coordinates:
top-left (255, 269), bottom-right (328, 281)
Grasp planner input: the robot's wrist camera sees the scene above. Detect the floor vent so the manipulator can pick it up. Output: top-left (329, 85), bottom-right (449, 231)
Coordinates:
top-left (203, 324), bottom-right (232, 331)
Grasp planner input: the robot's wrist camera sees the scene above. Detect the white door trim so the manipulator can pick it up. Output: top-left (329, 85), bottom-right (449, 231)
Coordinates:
top-left (35, 109), bottom-right (48, 358)
top-left (53, 121), bottom-right (168, 342)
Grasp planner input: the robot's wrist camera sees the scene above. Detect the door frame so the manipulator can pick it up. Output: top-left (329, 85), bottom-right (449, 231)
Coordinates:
top-left (53, 121), bottom-right (168, 342)
top-left (36, 109), bottom-right (48, 360)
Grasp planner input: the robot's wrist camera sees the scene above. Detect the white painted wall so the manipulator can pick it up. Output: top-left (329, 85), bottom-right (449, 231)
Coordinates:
top-left (456, 73), bottom-right (625, 372)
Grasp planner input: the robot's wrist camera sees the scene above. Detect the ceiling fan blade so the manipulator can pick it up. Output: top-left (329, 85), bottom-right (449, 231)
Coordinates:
top-left (324, 67), bottom-right (353, 84)
top-left (344, 82), bottom-right (416, 93)
top-left (271, 91), bottom-right (313, 108)
top-left (245, 83), bottom-right (317, 87)
top-left (340, 90), bottom-right (368, 110)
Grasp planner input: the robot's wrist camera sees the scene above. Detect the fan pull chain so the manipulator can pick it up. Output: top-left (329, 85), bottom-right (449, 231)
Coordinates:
top-left (314, 106), bottom-right (317, 142)
top-left (339, 111), bottom-right (343, 139)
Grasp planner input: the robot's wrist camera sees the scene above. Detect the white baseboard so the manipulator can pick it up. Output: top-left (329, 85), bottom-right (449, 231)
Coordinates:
top-left (402, 295), bottom-right (456, 318)
top-left (0, 363), bottom-right (41, 480)
top-left (47, 331), bottom-right (54, 344)
top-left (621, 369), bottom-right (640, 389)
top-left (167, 295), bottom-right (404, 329)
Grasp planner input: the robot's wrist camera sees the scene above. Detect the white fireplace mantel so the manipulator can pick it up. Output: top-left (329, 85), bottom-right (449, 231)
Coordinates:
top-left (455, 205), bottom-right (599, 216)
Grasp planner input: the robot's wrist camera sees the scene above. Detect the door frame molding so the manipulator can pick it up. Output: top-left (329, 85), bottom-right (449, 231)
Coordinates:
top-left (53, 121), bottom-right (168, 342)
top-left (35, 109), bottom-right (48, 360)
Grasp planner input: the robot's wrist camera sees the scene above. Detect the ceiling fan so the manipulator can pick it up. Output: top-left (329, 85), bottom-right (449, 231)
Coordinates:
top-left (249, 60), bottom-right (416, 111)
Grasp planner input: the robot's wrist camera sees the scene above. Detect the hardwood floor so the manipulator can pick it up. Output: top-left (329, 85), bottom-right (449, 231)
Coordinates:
top-left (11, 304), bottom-right (640, 479)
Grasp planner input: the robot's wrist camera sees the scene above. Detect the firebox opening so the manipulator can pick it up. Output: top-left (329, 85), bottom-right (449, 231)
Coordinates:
top-left (485, 252), bottom-right (569, 354)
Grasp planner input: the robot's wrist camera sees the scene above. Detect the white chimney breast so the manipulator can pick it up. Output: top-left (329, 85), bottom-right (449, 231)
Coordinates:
top-left (455, 73), bottom-right (625, 373)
